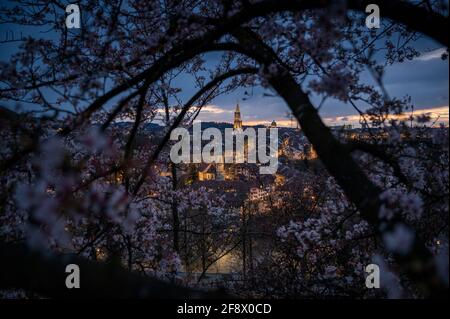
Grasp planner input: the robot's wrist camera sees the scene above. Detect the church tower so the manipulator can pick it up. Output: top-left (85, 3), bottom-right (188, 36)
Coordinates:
top-left (233, 103), bottom-right (243, 130)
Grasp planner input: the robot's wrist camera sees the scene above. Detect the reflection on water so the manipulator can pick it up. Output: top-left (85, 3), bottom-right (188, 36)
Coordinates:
top-left (207, 249), bottom-right (241, 274)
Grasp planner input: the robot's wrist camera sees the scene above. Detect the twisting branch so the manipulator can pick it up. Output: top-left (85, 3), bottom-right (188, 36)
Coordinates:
top-left (231, 27), bottom-right (447, 297)
top-left (64, 0), bottom-right (448, 135)
top-left (124, 84), bottom-right (150, 161)
top-left (132, 67), bottom-right (258, 195)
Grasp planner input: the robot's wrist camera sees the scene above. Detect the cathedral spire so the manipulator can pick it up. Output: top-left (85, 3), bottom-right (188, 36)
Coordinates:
top-left (233, 102), bottom-right (243, 130)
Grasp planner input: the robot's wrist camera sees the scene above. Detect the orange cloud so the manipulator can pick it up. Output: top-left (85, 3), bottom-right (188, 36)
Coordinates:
top-left (322, 106), bottom-right (449, 127)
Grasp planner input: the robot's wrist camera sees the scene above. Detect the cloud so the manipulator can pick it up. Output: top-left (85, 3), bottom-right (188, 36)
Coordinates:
top-left (322, 106), bottom-right (449, 127)
top-left (243, 119), bottom-right (293, 127)
top-left (415, 48), bottom-right (448, 61)
top-left (195, 104), bottom-right (235, 122)
top-left (168, 101), bottom-right (448, 129)
top-left (201, 104), bottom-right (233, 114)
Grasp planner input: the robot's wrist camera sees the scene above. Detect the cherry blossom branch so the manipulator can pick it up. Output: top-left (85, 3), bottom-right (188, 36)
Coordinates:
top-left (232, 27), bottom-right (447, 297)
top-left (132, 67), bottom-right (258, 196)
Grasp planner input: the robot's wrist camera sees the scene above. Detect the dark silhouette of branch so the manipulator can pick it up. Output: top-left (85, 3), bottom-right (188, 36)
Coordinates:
top-left (232, 27), bottom-right (447, 298)
top-left (0, 242), bottom-right (228, 299)
top-left (132, 67), bottom-right (258, 195)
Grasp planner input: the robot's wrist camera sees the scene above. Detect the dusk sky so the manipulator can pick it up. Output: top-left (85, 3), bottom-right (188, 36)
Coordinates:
top-left (1, 24), bottom-right (448, 128)
top-left (189, 38), bottom-right (449, 127)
